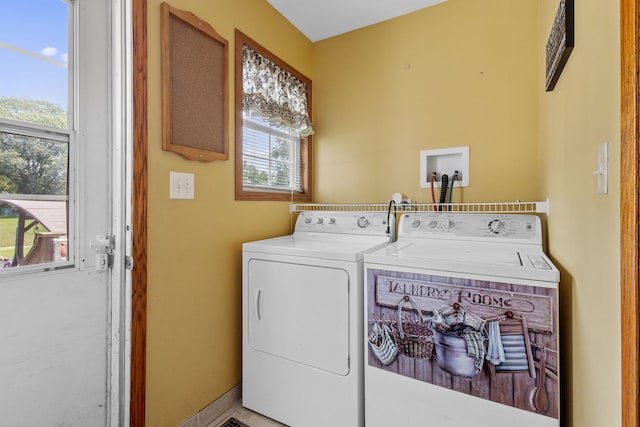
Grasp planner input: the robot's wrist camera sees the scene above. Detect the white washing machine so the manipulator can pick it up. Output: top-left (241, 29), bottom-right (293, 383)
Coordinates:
top-left (242, 211), bottom-right (395, 427)
top-left (364, 212), bottom-right (560, 427)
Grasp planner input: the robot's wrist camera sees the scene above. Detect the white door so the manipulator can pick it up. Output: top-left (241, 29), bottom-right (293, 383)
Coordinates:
top-left (0, 1), bottom-right (130, 426)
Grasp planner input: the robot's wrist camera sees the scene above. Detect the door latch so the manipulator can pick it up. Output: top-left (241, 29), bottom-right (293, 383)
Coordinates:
top-left (90, 235), bottom-right (114, 271)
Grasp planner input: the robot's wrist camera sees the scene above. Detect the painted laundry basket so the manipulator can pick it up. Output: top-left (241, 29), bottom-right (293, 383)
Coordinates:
top-left (393, 295), bottom-right (433, 359)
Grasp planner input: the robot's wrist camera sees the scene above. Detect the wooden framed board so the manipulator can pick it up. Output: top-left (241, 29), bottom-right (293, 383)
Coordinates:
top-left (545, 0), bottom-right (574, 91)
top-left (161, 2), bottom-right (228, 161)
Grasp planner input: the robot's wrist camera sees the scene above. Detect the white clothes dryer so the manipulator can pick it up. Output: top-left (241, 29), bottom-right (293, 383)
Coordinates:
top-left (243, 211), bottom-right (395, 427)
top-left (364, 212), bottom-right (560, 427)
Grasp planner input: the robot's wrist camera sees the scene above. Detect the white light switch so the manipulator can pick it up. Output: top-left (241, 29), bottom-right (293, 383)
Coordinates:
top-left (170, 171), bottom-right (195, 199)
top-left (593, 142), bottom-right (608, 195)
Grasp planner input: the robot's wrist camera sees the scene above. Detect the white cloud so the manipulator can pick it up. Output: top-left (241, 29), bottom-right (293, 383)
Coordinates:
top-left (60, 53), bottom-right (68, 63)
top-left (40, 46), bottom-right (58, 57)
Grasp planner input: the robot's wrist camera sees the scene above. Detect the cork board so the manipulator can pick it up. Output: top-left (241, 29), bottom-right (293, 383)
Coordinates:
top-left (161, 3), bottom-right (228, 161)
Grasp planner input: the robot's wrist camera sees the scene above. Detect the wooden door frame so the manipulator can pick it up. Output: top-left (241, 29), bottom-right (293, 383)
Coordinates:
top-left (127, 1), bottom-right (640, 425)
top-left (621, 0), bottom-right (639, 426)
top-left (132, 0), bottom-right (148, 425)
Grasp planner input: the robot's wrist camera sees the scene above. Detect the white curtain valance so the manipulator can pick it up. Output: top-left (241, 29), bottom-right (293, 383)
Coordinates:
top-left (242, 45), bottom-right (314, 137)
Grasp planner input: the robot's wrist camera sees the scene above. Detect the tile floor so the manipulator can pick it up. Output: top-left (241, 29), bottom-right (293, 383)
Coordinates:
top-left (206, 400), bottom-right (287, 427)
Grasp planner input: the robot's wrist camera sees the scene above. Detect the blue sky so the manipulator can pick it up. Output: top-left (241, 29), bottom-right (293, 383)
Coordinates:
top-left (0, 0), bottom-right (69, 109)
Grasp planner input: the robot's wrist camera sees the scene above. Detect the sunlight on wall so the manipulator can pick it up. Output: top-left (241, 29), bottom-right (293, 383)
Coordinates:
top-left (312, 0), bottom-right (540, 204)
top-left (145, 1), bottom-right (312, 425)
top-left (144, 0), bottom-right (622, 426)
top-left (538, 0), bottom-right (621, 426)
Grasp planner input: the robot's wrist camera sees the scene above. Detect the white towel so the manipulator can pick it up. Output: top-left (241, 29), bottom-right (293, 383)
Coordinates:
top-left (485, 321), bottom-right (506, 365)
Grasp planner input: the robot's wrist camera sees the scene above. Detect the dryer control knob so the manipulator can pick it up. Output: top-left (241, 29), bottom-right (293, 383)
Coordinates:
top-left (357, 217), bottom-right (370, 228)
top-left (410, 219), bottom-right (421, 228)
top-left (328, 217), bottom-right (336, 225)
top-left (304, 216), bottom-right (312, 224)
top-left (316, 217), bottom-right (324, 224)
top-left (443, 219), bottom-right (456, 230)
top-left (426, 220), bottom-right (438, 229)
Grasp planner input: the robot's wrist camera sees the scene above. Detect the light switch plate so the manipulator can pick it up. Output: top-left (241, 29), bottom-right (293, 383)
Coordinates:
top-left (170, 171), bottom-right (195, 199)
top-left (595, 142), bottom-right (608, 195)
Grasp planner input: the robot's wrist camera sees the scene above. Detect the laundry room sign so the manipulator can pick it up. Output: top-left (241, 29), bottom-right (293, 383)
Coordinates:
top-left (375, 275), bottom-right (554, 333)
top-left (367, 268), bottom-right (560, 420)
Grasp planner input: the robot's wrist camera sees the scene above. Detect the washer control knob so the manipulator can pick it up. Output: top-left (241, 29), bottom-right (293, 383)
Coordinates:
top-left (488, 219), bottom-right (505, 234)
top-left (304, 216), bottom-right (312, 224)
top-left (357, 217), bottom-right (370, 228)
top-left (316, 217), bottom-right (324, 224)
top-left (328, 217), bottom-right (336, 225)
top-left (426, 220), bottom-right (438, 229)
top-left (443, 219), bottom-right (456, 231)
top-left (410, 219), bottom-right (421, 228)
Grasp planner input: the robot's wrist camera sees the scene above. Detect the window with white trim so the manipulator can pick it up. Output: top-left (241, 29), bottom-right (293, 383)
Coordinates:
top-left (242, 115), bottom-right (303, 192)
top-left (235, 30), bottom-right (313, 201)
top-left (0, 0), bottom-right (72, 269)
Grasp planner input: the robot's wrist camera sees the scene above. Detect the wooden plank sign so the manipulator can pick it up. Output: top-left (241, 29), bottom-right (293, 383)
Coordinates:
top-left (375, 275), bottom-right (555, 333)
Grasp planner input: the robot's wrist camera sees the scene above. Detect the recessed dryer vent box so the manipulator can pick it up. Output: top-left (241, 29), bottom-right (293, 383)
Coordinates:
top-left (420, 146), bottom-right (469, 188)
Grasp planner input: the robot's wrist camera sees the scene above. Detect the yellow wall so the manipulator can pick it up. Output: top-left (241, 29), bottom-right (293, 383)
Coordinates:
top-left (145, 0), bottom-right (622, 426)
top-left (539, 0), bottom-right (621, 426)
top-left (145, 1), bottom-right (312, 425)
top-left (314, 0), bottom-right (621, 425)
top-left (312, 0), bottom-right (540, 203)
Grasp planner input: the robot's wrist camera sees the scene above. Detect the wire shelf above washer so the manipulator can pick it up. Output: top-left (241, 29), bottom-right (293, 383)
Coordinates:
top-left (290, 200), bottom-right (550, 215)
